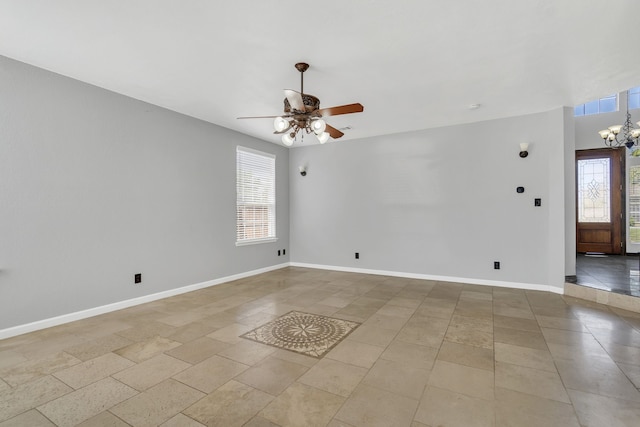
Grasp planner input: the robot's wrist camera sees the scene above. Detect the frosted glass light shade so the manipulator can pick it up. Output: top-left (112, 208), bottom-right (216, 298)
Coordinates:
top-left (599, 129), bottom-right (612, 139)
top-left (282, 133), bottom-right (294, 146)
top-left (274, 117), bottom-right (290, 132)
top-left (608, 125), bottom-right (623, 134)
top-left (311, 119), bottom-right (326, 135)
top-left (317, 132), bottom-right (330, 144)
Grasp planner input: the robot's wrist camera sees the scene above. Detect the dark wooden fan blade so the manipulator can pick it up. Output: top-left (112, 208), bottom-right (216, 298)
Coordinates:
top-left (317, 103), bottom-right (364, 117)
top-left (325, 124), bottom-right (344, 139)
top-left (284, 89), bottom-right (305, 112)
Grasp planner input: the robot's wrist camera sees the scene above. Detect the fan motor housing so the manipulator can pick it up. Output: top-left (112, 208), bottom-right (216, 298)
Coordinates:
top-left (284, 94), bottom-right (320, 113)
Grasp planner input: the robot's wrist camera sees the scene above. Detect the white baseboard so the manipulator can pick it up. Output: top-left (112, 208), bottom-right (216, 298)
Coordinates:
top-left (0, 263), bottom-right (289, 340)
top-left (289, 262), bottom-right (565, 295)
top-left (1, 261), bottom-right (563, 340)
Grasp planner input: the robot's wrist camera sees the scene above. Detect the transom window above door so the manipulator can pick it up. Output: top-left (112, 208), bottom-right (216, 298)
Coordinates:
top-left (629, 86), bottom-right (640, 110)
top-left (574, 94), bottom-right (618, 116)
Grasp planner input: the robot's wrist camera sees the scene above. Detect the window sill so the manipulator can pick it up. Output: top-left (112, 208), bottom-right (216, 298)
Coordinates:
top-left (236, 237), bottom-right (278, 247)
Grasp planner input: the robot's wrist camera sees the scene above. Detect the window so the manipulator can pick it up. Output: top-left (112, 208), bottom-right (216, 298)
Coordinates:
top-left (630, 86), bottom-right (640, 110)
top-left (577, 158), bottom-right (611, 223)
top-left (236, 146), bottom-right (276, 245)
top-left (574, 94), bottom-right (617, 116)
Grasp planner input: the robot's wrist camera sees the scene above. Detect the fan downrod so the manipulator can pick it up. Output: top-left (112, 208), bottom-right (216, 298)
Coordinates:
top-left (295, 63), bottom-right (309, 94)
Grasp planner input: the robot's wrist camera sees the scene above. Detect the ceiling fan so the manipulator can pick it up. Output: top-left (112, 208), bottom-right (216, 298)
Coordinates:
top-left (238, 62), bottom-right (364, 146)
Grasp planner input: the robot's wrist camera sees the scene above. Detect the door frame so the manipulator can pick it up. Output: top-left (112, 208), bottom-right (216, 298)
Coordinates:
top-left (575, 147), bottom-right (625, 254)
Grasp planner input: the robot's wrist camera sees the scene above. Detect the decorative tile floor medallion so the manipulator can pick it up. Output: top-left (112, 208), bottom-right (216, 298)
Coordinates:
top-left (240, 311), bottom-right (361, 358)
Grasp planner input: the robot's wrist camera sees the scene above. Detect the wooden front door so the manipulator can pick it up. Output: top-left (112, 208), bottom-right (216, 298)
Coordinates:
top-left (576, 148), bottom-right (624, 254)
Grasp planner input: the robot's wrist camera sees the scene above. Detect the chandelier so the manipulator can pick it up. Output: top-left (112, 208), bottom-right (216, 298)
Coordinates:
top-left (598, 90), bottom-right (640, 151)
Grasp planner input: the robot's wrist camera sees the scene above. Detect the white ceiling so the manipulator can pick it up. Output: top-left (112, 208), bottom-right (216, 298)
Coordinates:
top-left (1, 1), bottom-right (640, 146)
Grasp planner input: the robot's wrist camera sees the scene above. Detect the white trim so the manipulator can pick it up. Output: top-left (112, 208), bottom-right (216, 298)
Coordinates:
top-left (236, 145), bottom-right (276, 159)
top-left (236, 237), bottom-right (278, 246)
top-left (1, 261), bottom-right (566, 340)
top-left (289, 262), bottom-right (565, 295)
top-left (0, 263), bottom-right (289, 340)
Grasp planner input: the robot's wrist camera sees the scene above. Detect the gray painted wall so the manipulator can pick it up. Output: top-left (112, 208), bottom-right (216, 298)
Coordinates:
top-left (0, 52), bottom-right (581, 332)
top-left (289, 109), bottom-right (569, 290)
top-left (0, 56), bottom-right (289, 329)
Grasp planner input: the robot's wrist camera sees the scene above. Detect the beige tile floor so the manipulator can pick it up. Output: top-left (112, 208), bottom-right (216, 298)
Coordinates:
top-left (1, 267), bottom-right (640, 426)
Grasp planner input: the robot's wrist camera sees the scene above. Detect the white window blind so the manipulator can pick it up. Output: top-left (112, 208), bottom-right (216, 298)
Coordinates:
top-left (236, 146), bottom-right (276, 245)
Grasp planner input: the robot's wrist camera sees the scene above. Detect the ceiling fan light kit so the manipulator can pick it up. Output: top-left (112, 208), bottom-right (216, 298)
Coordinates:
top-left (310, 119), bottom-right (326, 134)
top-left (273, 116), bottom-right (290, 133)
top-left (238, 62), bottom-right (364, 147)
top-left (316, 131), bottom-right (330, 144)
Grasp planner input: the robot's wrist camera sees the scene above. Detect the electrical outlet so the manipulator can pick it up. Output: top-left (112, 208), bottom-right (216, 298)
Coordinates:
top-left (355, 252), bottom-right (360, 259)
top-left (134, 273), bottom-right (142, 284)
top-left (494, 262), bottom-right (500, 270)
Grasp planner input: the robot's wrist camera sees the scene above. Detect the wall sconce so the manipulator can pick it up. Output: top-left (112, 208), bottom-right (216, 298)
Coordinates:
top-left (519, 143), bottom-right (529, 158)
top-left (298, 166), bottom-right (307, 176)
